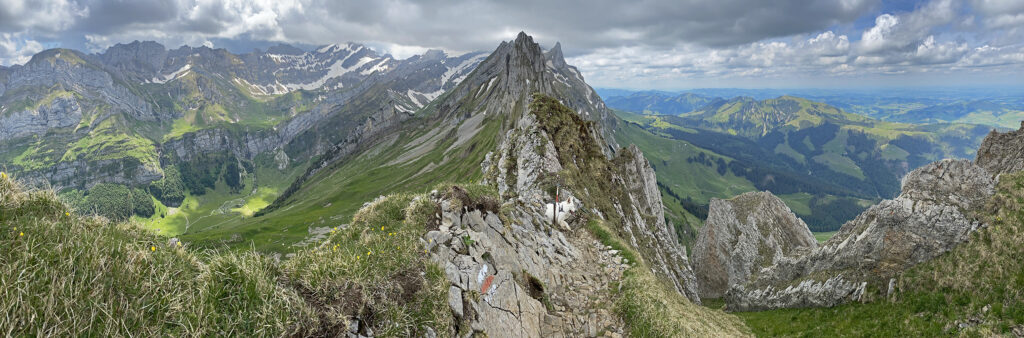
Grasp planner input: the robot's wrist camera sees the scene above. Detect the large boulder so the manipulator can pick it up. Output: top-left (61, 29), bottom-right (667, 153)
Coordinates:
top-left (726, 159), bottom-right (994, 311)
top-left (692, 191), bottom-right (817, 299)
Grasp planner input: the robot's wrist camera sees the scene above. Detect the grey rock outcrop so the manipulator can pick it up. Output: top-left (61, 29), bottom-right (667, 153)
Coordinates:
top-left (0, 94), bottom-right (82, 141)
top-left (976, 121), bottom-right (1024, 178)
top-left (692, 191), bottom-right (817, 299)
top-left (615, 145), bottom-right (701, 302)
top-left (727, 159), bottom-right (994, 311)
top-left (481, 101), bottom-right (699, 304)
top-left (424, 191), bottom-right (627, 337)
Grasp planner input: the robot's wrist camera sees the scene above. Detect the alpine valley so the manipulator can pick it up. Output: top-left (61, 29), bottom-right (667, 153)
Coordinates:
top-left (3, 32), bottom-right (1024, 337)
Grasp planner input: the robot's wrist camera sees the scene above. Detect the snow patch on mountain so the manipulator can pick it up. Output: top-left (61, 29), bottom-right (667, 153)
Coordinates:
top-left (361, 59), bottom-right (391, 75)
top-left (441, 53), bottom-right (487, 86)
top-left (284, 55), bottom-right (376, 91)
top-left (150, 64), bottom-right (191, 84)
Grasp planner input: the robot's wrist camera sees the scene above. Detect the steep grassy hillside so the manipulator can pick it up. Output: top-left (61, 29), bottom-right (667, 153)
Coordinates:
top-left (586, 219), bottom-right (751, 337)
top-left (179, 97), bottom-right (506, 252)
top-left (736, 171), bottom-right (1024, 336)
top-left (0, 172), bottom-right (451, 336)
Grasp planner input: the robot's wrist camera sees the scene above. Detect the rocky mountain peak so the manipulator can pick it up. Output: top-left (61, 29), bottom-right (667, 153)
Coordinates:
top-left (421, 49), bottom-right (447, 61)
top-left (434, 32), bottom-right (618, 154)
top-left (900, 158), bottom-right (994, 210)
top-left (546, 41), bottom-right (567, 69)
top-left (692, 191), bottom-right (816, 299)
top-left (99, 40), bottom-right (169, 77)
top-left (264, 43), bottom-right (304, 55)
top-left (975, 122), bottom-right (1024, 178)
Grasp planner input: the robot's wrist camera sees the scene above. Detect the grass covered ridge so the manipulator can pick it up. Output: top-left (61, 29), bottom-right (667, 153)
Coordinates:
top-left (0, 173), bottom-right (448, 336)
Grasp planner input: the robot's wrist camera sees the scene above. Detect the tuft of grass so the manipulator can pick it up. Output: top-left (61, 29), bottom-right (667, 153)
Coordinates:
top-left (0, 174), bottom-right (448, 336)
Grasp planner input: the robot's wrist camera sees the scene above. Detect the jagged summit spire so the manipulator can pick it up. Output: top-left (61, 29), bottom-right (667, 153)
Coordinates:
top-left (546, 42), bottom-right (566, 69)
top-left (432, 31), bottom-right (619, 154)
top-left (514, 31), bottom-right (532, 43)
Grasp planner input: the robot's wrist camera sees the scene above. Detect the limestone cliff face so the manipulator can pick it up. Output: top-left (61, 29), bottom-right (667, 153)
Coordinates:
top-left (615, 145), bottom-right (700, 302)
top-left (976, 121), bottom-right (1024, 178)
top-left (692, 191), bottom-right (817, 299)
top-left (726, 159), bottom-right (994, 311)
top-left (0, 95), bottom-right (82, 142)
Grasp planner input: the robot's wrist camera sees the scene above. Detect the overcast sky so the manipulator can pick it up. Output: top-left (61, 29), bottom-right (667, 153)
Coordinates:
top-left (1, 0), bottom-right (1022, 89)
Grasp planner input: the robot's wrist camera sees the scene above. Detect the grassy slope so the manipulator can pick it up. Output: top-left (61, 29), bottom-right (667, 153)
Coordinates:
top-left (0, 173), bottom-right (449, 336)
top-left (180, 108), bottom-right (506, 252)
top-left (142, 160), bottom-right (306, 237)
top-left (586, 219), bottom-right (751, 337)
top-left (614, 114), bottom-right (865, 238)
top-left (614, 120), bottom-right (755, 205)
top-left (737, 171), bottom-right (1024, 336)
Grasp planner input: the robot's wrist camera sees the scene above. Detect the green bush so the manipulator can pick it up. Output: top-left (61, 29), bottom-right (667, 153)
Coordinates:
top-left (131, 188), bottom-right (155, 218)
top-left (151, 167), bottom-right (185, 206)
top-left (85, 183), bottom-right (134, 221)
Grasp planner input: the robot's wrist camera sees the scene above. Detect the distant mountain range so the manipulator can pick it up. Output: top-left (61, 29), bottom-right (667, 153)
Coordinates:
top-left (600, 89), bottom-right (1024, 129)
top-left (609, 92), bottom-right (995, 236)
top-left (0, 40), bottom-right (486, 212)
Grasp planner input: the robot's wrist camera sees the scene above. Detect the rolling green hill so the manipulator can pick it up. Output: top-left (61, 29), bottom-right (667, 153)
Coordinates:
top-left (614, 114), bottom-right (873, 241)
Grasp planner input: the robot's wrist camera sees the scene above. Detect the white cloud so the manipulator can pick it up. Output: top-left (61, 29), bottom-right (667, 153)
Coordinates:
top-left (0, 33), bottom-right (44, 65)
top-left (972, 0), bottom-right (1024, 28)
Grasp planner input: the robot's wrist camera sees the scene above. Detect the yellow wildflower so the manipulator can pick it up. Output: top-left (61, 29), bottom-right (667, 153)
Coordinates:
top-left (380, 226), bottom-right (384, 231)
top-left (0, 172), bottom-right (6, 179)
top-left (150, 246), bottom-right (156, 252)
top-left (366, 250), bottom-right (371, 256)
top-left (65, 212), bottom-right (70, 216)
top-left (19, 232), bottom-right (24, 237)
top-left (177, 242), bottom-right (182, 247)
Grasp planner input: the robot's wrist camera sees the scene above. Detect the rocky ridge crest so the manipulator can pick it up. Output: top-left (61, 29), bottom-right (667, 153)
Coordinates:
top-left (976, 121), bottom-right (1024, 178)
top-left (691, 191), bottom-right (817, 299)
top-left (726, 159), bottom-right (994, 311)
